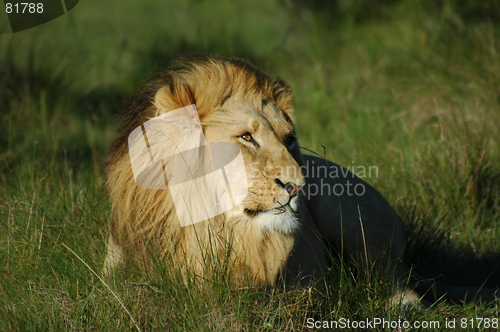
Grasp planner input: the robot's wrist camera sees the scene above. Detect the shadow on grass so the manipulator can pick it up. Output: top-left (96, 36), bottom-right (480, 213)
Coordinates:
top-left (401, 204), bottom-right (500, 290)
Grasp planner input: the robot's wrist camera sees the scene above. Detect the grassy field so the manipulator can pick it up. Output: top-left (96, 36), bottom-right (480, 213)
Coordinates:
top-left (1, 0), bottom-right (499, 330)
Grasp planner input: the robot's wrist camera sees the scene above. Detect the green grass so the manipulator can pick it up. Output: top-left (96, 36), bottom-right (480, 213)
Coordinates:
top-left (1, 0), bottom-right (499, 330)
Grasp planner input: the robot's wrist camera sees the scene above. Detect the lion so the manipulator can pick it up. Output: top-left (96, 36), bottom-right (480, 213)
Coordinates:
top-left (104, 55), bottom-right (305, 287)
top-left (103, 55), bottom-right (497, 306)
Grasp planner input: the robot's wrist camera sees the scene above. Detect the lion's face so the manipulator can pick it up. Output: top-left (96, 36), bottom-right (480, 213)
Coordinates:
top-left (202, 93), bottom-right (305, 233)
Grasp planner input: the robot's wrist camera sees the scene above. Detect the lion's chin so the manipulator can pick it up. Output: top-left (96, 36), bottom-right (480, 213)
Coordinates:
top-left (252, 208), bottom-right (300, 234)
top-left (236, 196), bottom-right (301, 234)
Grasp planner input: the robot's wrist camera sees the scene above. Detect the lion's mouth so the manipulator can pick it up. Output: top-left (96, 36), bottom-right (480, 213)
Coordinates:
top-left (244, 199), bottom-right (296, 216)
top-left (244, 208), bottom-right (264, 216)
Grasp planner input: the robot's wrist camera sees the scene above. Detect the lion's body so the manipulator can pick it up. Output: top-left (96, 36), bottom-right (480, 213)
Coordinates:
top-left (104, 55), bottom-right (497, 305)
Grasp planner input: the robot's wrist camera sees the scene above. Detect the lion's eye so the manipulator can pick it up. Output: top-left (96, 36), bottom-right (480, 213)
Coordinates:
top-left (239, 132), bottom-right (260, 147)
top-left (241, 133), bottom-right (253, 142)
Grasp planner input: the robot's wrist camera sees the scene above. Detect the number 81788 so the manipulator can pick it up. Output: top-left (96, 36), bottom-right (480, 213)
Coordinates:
top-left (6, 3), bottom-right (44, 14)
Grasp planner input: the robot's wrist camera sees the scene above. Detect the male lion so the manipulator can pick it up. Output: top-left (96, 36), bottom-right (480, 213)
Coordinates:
top-left (104, 55), bottom-right (497, 306)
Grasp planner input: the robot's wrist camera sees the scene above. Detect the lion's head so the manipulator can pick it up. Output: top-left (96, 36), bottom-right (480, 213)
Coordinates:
top-left (105, 56), bottom-right (305, 285)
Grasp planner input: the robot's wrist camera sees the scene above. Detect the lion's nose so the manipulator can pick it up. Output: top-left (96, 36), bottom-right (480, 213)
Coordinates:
top-left (275, 179), bottom-right (303, 197)
top-left (285, 182), bottom-right (302, 197)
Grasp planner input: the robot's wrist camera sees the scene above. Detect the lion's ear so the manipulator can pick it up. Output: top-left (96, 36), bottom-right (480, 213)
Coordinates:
top-left (153, 83), bottom-right (196, 116)
top-left (153, 87), bottom-right (171, 115)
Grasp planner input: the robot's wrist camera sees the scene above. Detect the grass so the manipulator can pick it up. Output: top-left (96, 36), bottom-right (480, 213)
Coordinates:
top-left (1, 0), bottom-right (499, 330)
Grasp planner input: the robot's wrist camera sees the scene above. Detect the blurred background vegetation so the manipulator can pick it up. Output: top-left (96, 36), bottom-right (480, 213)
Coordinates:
top-left (1, 0), bottom-right (499, 330)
